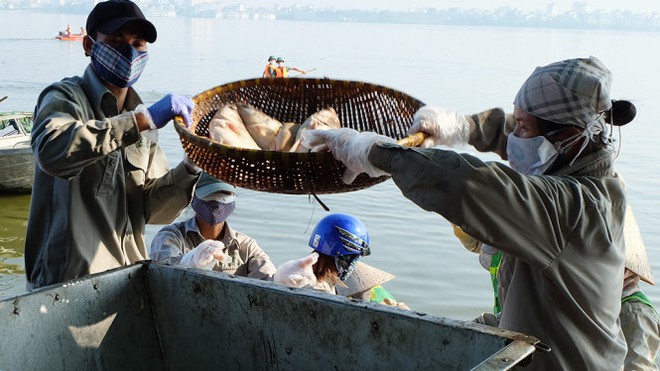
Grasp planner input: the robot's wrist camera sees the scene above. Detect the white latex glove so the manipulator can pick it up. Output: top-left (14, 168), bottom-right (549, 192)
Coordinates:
top-left (274, 252), bottom-right (319, 288)
top-left (408, 106), bottom-right (469, 148)
top-left (180, 240), bottom-right (232, 270)
top-left (302, 128), bottom-right (396, 184)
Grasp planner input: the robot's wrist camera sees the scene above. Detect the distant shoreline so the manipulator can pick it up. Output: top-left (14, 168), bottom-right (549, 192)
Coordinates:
top-left (2, 6), bottom-right (660, 33)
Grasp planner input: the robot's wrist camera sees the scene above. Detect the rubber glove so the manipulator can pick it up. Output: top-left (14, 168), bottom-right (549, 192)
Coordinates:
top-left (148, 93), bottom-right (195, 129)
top-left (302, 128), bottom-right (395, 184)
top-left (408, 106), bottom-right (469, 148)
top-left (452, 224), bottom-right (481, 253)
top-left (180, 240), bottom-right (231, 270)
top-left (274, 252), bottom-right (319, 288)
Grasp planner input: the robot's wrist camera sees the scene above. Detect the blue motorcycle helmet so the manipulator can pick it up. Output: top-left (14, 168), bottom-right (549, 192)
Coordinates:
top-left (308, 213), bottom-right (370, 281)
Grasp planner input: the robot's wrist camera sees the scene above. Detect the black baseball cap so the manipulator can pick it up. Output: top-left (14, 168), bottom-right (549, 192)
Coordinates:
top-left (86, 0), bottom-right (157, 43)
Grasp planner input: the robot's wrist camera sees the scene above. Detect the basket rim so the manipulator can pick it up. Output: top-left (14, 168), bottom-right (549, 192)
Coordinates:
top-left (173, 77), bottom-right (425, 148)
top-left (192, 77), bottom-right (425, 104)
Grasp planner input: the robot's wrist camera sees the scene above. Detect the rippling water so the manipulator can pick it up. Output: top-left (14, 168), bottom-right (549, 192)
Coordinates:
top-left (1, 11), bottom-right (659, 320)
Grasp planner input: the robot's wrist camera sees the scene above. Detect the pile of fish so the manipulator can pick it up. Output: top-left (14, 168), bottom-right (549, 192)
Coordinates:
top-left (207, 103), bottom-right (341, 152)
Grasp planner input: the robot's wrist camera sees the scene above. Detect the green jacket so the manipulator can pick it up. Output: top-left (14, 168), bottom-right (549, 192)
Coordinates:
top-left (26, 65), bottom-right (198, 288)
top-left (368, 108), bottom-right (627, 371)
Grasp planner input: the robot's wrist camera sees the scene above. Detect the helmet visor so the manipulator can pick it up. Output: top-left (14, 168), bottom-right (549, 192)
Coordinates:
top-left (336, 226), bottom-right (371, 256)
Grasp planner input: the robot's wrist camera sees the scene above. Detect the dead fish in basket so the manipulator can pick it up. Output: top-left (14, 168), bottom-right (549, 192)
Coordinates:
top-left (208, 103), bottom-right (261, 150)
top-left (237, 103), bottom-right (284, 150)
top-left (290, 107), bottom-right (341, 152)
top-left (273, 122), bottom-right (300, 152)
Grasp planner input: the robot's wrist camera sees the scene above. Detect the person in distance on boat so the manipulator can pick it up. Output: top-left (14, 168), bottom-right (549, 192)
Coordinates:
top-left (274, 213), bottom-right (408, 309)
top-left (262, 55), bottom-right (277, 78)
top-left (302, 56), bottom-right (635, 370)
top-left (26, 0), bottom-right (200, 290)
top-left (274, 57), bottom-right (305, 78)
top-left (150, 173), bottom-right (277, 280)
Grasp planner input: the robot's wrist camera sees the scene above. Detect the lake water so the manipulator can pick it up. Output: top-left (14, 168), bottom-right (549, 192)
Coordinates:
top-left (1, 11), bottom-right (659, 321)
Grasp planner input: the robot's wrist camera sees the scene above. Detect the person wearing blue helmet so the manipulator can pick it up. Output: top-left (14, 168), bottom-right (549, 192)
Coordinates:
top-left (308, 213), bottom-right (370, 284)
top-left (274, 213), bottom-right (407, 308)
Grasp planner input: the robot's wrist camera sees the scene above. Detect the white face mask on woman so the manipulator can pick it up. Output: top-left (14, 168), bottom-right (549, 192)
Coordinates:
top-left (506, 133), bottom-right (559, 175)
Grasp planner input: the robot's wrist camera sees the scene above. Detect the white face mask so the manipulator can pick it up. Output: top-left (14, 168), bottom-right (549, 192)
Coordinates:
top-left (506, 133), bottom-right (559, 175)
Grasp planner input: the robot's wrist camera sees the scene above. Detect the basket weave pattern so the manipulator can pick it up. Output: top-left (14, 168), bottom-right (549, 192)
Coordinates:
top-left (175, 78), bottom-right (424, 194)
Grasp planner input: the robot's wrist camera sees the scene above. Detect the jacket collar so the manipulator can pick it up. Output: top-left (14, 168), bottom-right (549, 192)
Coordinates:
top-left (551, 149), bottom-right (615, 177)
top-left (79, 65), bottom-right (143, 117)
top-left (182, 216), bottom-right (238, 247)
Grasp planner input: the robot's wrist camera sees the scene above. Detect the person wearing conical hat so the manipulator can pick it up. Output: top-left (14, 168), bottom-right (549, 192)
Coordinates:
top-left (262, 55), bottom-right (277, 78)
top-left (337, 262), bottom-right (409, 310)
top-left (150, 173), bottom-right (276, 280)
top-left (273, 213), bottom-right (407, 309)
top-left (303, 56), bottom-right (644, 370)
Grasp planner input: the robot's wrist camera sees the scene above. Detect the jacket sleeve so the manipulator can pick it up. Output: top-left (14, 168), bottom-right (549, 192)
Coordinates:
top-left (31, 83), bottom-right (140, 179)
top-left (142, 145), bottom-right (198, 225)
top-left (368, 143), bottom-right (586, 270)
top-left (465, 108), bottom-right (515, 160)
top-left (243, 237), bottom-right (277, 281)
top-left (149, 225), bottom-right (187, 264)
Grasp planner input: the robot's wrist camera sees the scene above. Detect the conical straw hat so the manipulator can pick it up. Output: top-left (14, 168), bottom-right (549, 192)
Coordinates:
top-left (624, 205), bottom-right (654, 285)
top-left (336, 262), bottom-right (395, 297)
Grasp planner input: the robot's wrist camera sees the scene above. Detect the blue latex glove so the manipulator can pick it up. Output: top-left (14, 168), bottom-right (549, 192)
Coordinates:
top-left (147, 93), bottom-right (195, 128)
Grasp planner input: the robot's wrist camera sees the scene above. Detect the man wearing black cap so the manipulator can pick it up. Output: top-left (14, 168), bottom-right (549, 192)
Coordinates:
top-left (25, 0), bottom-right (201, 290)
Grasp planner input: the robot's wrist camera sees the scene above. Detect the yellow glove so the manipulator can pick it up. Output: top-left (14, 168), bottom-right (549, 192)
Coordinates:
top-left (452, 224), bottom-right (481, 253)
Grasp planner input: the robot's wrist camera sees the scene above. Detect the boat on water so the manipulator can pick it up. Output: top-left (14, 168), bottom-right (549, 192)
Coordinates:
top-left (0, 111), bottom-right (34, 193)
top-left (0, 262), bottom-right (544, 370)
top-left (56, 33), bottom-right (85, 41)
top-left (56, 25), bottom-right (86, 41)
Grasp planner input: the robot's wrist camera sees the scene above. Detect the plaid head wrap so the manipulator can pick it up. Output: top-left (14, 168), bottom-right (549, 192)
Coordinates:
top-left (513, 57), bottom-right (613, 161)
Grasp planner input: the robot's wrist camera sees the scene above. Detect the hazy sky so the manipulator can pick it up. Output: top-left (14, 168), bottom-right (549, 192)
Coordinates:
top-left (259, 1), bottom-right (660, 13)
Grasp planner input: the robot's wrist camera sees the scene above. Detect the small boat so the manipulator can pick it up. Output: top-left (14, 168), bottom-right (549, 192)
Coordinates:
top-left (55, 33), bottom-right (85, 41)
top-left (0, 111), bottom-right (34, 193)
top-left (0, 262), bottom-right (544, 369)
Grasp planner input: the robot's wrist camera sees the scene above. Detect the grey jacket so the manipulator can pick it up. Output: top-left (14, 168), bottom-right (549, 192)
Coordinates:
top-left (26, 65), bottom-right (198, 289)
top-left (150, 218), bottom-right (276, 281)
top-left (369, 108), bottom-right (627, 370)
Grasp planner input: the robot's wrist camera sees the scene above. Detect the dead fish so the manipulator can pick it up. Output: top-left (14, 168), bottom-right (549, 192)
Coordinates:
top-left (237, 103), bottom-right (283, 150)
top-left (290, 107), bottom-right (341, 152)
top-left (208, 103), bottom-right (260, 150)
top-left (273, 122), bottom-right (300, 151)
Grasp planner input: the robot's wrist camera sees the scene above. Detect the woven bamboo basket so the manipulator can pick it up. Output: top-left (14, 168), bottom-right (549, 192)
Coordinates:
top-left (174, 78), bottom-right (424, 194)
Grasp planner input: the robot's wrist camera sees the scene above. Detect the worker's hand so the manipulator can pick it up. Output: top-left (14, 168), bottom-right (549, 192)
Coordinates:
top-left (408, 106), bottom-right (469, 148)
top-left (179, 240), bottom-right (231, 270)
top-left (274, 252), bottom-right (319, 288)
top-left (452, 224), bottom-right (481, 253)
top-left (148, 93), bottom-right (195, 129)
top-left (302, 128), bottom-right (395, 184)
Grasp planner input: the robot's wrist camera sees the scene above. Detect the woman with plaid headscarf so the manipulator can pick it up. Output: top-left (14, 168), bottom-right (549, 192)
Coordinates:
top-left (301, 56), bottom-right (657, 370)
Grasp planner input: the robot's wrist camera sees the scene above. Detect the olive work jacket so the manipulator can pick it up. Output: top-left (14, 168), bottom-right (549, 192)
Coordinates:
top-left (368, 108), bottom-right (627, 370)
top-left (26, 65), bottom-right (198, 289)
